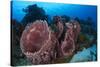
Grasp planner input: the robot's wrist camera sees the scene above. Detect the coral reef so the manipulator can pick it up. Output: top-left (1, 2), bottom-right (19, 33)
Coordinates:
top-left (20, 16), bottom-right (81, 64)
top-left (21, 4), bottom-right (48, 27)
top-left (11, 19), bottom-right (33, 66)
top-left (11, 2), bottom-right (97, 65)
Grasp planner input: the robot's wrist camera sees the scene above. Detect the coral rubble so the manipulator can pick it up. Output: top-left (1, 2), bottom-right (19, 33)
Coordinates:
top-left (20, 16), bottom-right (81, 64)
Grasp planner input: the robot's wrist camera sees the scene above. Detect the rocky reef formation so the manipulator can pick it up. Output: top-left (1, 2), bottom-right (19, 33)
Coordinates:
top-left (20, 16), bottom-right (81, 64)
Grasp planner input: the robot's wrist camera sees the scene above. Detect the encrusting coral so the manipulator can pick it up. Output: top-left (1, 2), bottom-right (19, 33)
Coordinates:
top-left (20, 16), bottom-right (81, 64)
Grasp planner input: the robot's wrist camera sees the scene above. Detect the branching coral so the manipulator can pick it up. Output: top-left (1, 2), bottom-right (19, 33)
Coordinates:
top-left (20, 16), bottom-right (81, 64)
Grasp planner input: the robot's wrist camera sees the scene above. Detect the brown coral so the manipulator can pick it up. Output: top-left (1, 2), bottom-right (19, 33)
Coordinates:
top-left (20, 18), bottom-right (81, 64)
top-left (61, 22), bottom-right (75, 57)
top-left (61, 20), bottom-right (81, 57)
top-left (20, 20), bottom-right (57, 64)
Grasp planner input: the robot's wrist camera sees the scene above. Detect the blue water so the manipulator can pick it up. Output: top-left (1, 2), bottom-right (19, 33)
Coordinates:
top-left (12, 1), bottom-right (97, 25)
